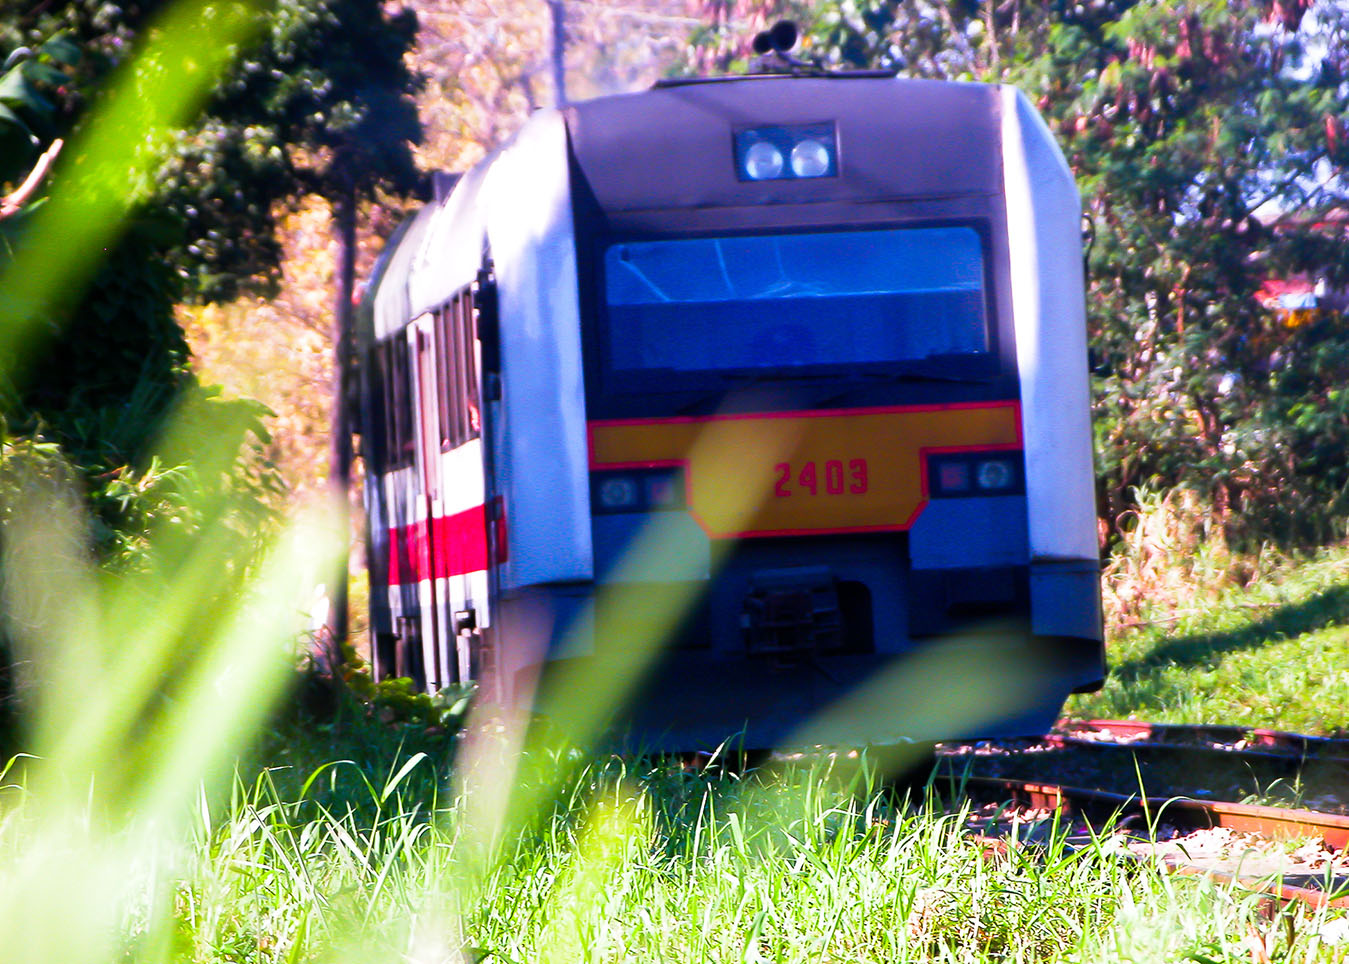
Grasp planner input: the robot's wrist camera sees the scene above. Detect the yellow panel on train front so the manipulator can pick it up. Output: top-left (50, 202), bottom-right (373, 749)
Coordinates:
top-left (588, 402), bottom-right (1021, 539)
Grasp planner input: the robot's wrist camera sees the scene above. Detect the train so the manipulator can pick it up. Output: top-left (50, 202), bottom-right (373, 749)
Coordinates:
top-left (354, 59), bottom-right (1104, 749)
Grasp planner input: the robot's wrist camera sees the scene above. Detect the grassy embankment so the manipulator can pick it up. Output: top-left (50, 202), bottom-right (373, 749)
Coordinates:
top-left (1070, 522), bottom-right (1349, 735)
top-left (10, 527), bottom-right (1349, 964)
top-left (8, 527), bottom-right (1349, 963)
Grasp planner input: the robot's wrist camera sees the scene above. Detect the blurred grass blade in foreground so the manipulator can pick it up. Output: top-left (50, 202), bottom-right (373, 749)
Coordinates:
top-left (0, 441), bottom-right (343, 808)
top-left (0, 451), bottom-right (341, 962)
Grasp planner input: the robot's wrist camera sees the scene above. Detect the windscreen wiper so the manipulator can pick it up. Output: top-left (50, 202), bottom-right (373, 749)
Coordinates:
top-left (670, 363), bottom-right (992, 415)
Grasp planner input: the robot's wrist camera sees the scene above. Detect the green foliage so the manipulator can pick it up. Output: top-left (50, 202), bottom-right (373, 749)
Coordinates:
top-left (4, 0), bottom-right (422, 301)
top-left (0, 207), bottom-right (283, 572)
top-left (158, 0), bottom-right (423, 300)
top-left (1031, 1), bottom-right (1349, 546)
top-left (0, 0), bottom-right (421, 569)
top-left (0, 34), bottom-right (81, 184)
top-left (337, 639), bottom-right (475, 728)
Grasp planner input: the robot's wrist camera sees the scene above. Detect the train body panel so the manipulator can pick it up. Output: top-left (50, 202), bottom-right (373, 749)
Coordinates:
top-left (356, 73), bottom-right (1104, 747)
top-left (999, 86), bottom-right (1102, 642)
top-left (481, 109), bottom-right (593, 592)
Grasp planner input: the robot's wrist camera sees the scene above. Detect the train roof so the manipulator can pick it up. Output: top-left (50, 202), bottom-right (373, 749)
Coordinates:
top-left (650, 68), bottom-right (899, 88)
top-left (565, 74), bottom-right (1003, 213)
top-left (366, 74), bottom-right (1029, 341)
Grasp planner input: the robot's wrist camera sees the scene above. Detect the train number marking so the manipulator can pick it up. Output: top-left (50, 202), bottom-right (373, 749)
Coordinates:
top-left (773, 459), bottom-right (868, 497)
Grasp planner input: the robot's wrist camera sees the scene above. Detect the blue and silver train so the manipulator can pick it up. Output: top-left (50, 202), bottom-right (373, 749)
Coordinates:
top-left (356, 62), bottom-right (1104, 749)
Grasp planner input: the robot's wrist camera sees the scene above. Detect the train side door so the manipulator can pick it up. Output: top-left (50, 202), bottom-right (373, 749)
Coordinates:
top-left (411, 316), bottom-right (447, 687)
top-left (372, 333), bottom-right (423, 685)
top-left (432, 287), bottom-right (494, 687)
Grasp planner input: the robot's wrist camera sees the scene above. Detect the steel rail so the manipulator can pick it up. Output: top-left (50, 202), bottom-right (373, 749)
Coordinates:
top-left (1039, 732), bottom-right (1344, 774)
top-left (1056, 718), bottom-right (1349, 761)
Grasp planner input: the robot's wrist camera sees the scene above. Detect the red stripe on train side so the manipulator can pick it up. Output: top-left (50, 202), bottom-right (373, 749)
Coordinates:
top-left (385, 502), bottom-right (499, 586)
top-left (433, 505), bottom-right (489, 577)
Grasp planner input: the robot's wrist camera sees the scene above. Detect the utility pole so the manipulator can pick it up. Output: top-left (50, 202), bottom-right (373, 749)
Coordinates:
top-left (547, 0), bottom-right (568, 108)
top-left (323, 174), bottom-right (357, 672)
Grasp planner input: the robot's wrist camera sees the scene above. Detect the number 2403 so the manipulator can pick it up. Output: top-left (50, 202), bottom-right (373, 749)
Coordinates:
top-left (773, 459), bottom-right (868, 497)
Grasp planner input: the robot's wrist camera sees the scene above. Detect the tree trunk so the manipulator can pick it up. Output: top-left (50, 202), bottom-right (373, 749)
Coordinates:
top-left (322, 179), bottom-right (357, 672)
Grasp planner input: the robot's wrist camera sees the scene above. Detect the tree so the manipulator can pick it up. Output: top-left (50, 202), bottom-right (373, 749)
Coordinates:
top-left (410, 0), bottom-right (704, 174)
top-left (1009, 1), bottom-right (1349, 544)
top-left (1, 1), bottom-right (423, 667)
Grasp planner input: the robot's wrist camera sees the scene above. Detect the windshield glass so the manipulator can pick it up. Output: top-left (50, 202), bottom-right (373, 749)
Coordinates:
top-left (602, 226), bottom-right (989, 381)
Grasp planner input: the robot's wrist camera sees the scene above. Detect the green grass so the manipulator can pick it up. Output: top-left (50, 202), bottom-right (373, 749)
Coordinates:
top-left (1068, 545), bottom-right (1349, 734)
top-left (12, 717), bottom-right (1349, 964)
top-left (8, 506), bottom-right (1349, 963)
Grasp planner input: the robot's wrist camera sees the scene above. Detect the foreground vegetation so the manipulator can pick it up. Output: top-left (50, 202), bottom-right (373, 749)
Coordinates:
top-left (5, 711), bottom-right (1349, 964)
top-left (6, 483), bottom-right (1349, 962)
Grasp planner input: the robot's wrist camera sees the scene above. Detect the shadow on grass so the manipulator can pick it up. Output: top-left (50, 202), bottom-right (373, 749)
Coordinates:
top-left (1109, 584), bottom-right (1349, 687)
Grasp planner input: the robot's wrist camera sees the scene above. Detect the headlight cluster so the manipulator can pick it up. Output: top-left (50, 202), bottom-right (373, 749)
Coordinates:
top-left (928, 452), bottom-right (1024, 498)
top-left (734, 123), bottom-right (838, 182)
top-left (591, 468), bottom-right (686, 515)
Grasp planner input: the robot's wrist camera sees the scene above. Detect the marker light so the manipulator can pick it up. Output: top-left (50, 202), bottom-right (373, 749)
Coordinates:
top-left (938, 462), bottom-right (971, 493)
top-left (598, 476), bottom-right (640, 510)
top-left (975, 459), bottom-right (1014, 491)
top-left (645, 474), bottom-right (680, 509)
top-left (743, 141), bottom-right (785, 180)
top-left (790, 139), bottom-right (831, 178)
top-left (734, 122), bottom-right (837, 182)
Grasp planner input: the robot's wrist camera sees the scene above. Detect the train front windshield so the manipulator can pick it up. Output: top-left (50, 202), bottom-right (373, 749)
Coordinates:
top-left (601, 225), bottom-right (990, 390)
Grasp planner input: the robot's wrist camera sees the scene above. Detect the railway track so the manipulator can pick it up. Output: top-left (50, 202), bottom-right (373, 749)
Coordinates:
top-left (1054, 718), bottom-right (1349, 762)
top-left (951, 773), bottom-right (1349, 909)
top-left (939, 719), bottom-right (1349, 815)
top-left (940, 719), bottom-right (1349, 910)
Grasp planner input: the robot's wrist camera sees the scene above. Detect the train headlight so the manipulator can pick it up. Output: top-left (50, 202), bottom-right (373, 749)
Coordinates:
top-left (734, 123), bottom-right (837, 182)
top-left (790, 139), bottom-right (831, 178)
top-left (929, 453), bottom-right (1024, 498)
top-left (743, 141), bottom-right (785, 180)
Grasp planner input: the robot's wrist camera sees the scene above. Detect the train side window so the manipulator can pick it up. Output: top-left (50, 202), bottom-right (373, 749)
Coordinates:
top-left (449, 292), bottom-right (469, 446)
top-left (388, 335), bottom-right (416, 467)
top-left (461, 290), bottom-right (481, 442)
top-left (364, 343), bottom-right (388, 472)
top-left (377, 341), bottom-right (398, 467)
top-left (433, 307), bottom-right (453, 450)
top-left (436, 288), bottom-right (481, 448)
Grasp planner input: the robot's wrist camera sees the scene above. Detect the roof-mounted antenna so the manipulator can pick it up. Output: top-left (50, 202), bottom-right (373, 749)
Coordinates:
top-left (657, 15), bottom-right (897, 86)
top-left (749, 20), bottom-right (823, 75)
